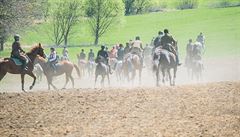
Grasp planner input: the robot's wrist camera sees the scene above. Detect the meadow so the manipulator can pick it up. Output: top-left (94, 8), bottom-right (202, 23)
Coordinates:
top-left (1, 6), bottom-right (239, 63)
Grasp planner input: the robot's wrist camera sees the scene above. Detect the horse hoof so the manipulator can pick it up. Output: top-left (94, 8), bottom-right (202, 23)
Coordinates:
top-left (29, 86), bottom-right (33, 90)
top-left (22, 89), bottom-right (27, 92)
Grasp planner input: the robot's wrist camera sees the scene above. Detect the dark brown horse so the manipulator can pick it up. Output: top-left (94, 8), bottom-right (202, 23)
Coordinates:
top-left (0, 44), bottom-right (45, 91)
top-left (35, 56), bottom-right (80, 90)
top-left (153, 47), bottom-right (178, 86)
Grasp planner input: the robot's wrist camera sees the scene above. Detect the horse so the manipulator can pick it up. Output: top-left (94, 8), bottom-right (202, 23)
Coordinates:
top-left (33, 63), bottom-right (43, 83)
top-left (122, 53), bottom-right (142, 85)
top-left (34, 56), bottom-right (80, 90)
top-left (94, 56), bottom-right (110, 88)
top-left (0, 43), bottom-right (45, 91)
top-left (87, 59), bottom-right (96, 78)
top-left (77, 55), bottom-right (87, 78)
top-left (185, 42), bottom-right (204, 81)
top-left (153, 47), bottom-right (178, 86)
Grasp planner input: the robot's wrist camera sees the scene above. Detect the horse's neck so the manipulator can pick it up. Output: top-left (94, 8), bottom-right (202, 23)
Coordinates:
top-left (37, 59), bottom-right (48, 72)
top-left (26, 53), bottom-right (37, 63)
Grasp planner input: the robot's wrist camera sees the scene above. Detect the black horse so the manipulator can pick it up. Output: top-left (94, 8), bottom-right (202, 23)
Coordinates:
top-left (153, 47), bottom-right (178, 86)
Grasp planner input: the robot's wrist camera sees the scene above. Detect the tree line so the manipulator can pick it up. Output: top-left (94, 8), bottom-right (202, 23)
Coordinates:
top-left (1, 0), bottom-right (239, 51)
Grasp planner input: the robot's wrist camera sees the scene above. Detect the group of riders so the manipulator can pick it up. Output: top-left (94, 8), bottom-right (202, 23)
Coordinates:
top-left (10, 28), bottom-right (205, 75)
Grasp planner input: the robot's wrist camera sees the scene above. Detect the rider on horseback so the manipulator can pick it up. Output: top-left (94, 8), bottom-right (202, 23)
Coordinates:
top-left (160, 29), bottom-right (181, 66)
top-left (130, 36), bottom-right (144, 66)
top-left (11, 34), bottom-right (28, 72)
top-left (97, 45), bottom-right (112, 73)
top-left (48, 47), bottom-right (58, 73)
top-left (88, 49), bottom-right (95, 61)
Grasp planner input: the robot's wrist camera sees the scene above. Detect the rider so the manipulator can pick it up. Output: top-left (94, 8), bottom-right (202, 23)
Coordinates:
top-left (185, 39), bottom-right (194, 66)
top-left (154, 31), bottom-right (164, 48)
top-left (124, 42), bottom-right (131, 55)
top-left (109, 46), bottom-right (117, 58)
top-left (62, 46), bottom-right (69, 60)
top-left (160, 29), bottom-right (181, 66)
top-left (130, 36), bottom-right (144, 66)
top-left (11, 34), bottom-right (28, 72)
top-left (88, 49), bottom-right (95, 61)
top-left (196, 32), bottom-right (205, 49)
top-left (79, 49), bottom-right (86, 60)
top-left (117, 44), bottom-right (124, 61)
top-left (97, 45), bottom-right (112, 73)
top-left (48, 47), bottom-right (58, 73)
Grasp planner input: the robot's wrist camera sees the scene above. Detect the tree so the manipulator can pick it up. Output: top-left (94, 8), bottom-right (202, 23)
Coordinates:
top-left (51, 0), bottom-right (82, 46)
top-left (0, 0), bottom-right (41, 51)
top-left (85, 0), bottom-right (124, 45)
top-left (134, 0), bottom-right (152, 14)
top-left (123, 0), bottom-right (135, 15)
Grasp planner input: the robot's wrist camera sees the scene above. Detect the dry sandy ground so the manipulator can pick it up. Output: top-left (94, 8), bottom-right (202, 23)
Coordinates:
top-left (0, 81), bottom-right (240, 137)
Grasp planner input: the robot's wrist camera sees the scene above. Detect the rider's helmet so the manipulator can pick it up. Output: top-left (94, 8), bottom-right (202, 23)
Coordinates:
top-left (164, 29), bottom-right (169, 34)
top-left (14, 34), bottom-right (20, 41)
top-left (50, 47), bottom-right (55, 51)
top-left (81, 49), bottom-right (84, 52)
top-left (189, 39), bottom-right (192, 42)
top-left (90, 49), bottom-right (93, 52)
top-left (136, 36), bottom-right (140, 40)
top-left (101, 45), bottom-right (105, 50)
top-left (158, 31), bottom-right (163, 35)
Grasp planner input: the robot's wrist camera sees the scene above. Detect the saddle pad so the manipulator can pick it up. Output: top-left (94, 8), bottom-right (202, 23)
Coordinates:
top-left (11, 57), bottom-right (29, 66)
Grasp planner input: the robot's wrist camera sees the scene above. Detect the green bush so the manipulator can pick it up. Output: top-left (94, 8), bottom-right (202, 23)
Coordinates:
top-left (176, 0), bottom-right (199, 10)
top-left (210, 0), bottom-right (240, 8)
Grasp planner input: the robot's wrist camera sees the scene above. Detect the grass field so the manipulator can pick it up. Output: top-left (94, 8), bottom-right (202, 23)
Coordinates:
top-left (1, 7), bottom-right (240, 63)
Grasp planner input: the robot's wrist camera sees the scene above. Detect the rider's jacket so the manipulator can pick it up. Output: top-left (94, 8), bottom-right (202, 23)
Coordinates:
top-left (11, 41), bottom-right (24, 57)
top-left (160, 34), bottom-right (176, 47)
top-left (88, 52), bottom-right (95, 61)
top-left (48, 51), bottom-right (57, 63)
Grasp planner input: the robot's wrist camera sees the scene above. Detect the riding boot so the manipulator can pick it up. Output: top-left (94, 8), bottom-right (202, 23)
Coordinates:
top-left (21, 61), bottom-right (28, 72)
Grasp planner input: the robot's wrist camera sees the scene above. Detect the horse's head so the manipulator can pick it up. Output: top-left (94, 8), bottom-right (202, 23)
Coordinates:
top-left (30, 43), bottom-right (46, 58)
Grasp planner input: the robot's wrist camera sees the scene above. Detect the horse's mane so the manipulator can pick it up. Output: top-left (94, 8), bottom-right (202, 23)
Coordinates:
top-left (27, 43), bottom-right (42, 54)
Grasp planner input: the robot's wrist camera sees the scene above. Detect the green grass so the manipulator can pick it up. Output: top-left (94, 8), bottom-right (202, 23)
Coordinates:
top-left (1, 7), bottom-right (240, 61)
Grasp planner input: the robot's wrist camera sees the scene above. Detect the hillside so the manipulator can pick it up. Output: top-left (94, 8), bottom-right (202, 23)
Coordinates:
top-left (1, 7), bottom-right (239, 59)
top-left (22, 7), bottom-right (240, 56)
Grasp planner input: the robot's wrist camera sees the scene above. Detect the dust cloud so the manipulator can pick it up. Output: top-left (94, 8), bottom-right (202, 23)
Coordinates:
top-left (0, 56), bottom-right (239, 92)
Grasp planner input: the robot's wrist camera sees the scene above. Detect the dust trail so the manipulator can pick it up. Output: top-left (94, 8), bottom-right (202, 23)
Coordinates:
top-left (0, 57), bottom-right (239, 92)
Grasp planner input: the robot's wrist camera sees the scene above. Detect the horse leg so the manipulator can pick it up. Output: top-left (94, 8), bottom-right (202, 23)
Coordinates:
top-left (27, 72), bottom-right (36, 90)
top-left (21, 74), bottom-right (26, 92)
top-left (139, 69), bottom-right (142, 85)
top-left (167, 69), bottom-right (172, 86)
top-left (101, 75), bottom-right (105, 88)
top-left (94, 74), bottom-right (98, 88)
top-left (162, 68), bottom-right (165, 84)
top-left (107, 73), bottom-right (110, 87)
top-left (0, 71), bottom-right (7, 81)
top-left (173, 67), bottom-right (177, 86)
top-left (156, 66), bottom-right (160, 87)
top-left (69, 75), bottom-right (74, 88)
top-left (63, 74), bottom-right (70, 89)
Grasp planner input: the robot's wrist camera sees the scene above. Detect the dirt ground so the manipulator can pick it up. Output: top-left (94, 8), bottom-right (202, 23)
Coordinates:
top-left (0, 82), bottom-right (240, 137)
top-left (0, 57), bottom-right (240, 136)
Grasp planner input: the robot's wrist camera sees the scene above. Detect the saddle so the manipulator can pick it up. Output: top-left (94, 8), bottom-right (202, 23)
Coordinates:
top-left (10, 57), bottom-right (29, 66)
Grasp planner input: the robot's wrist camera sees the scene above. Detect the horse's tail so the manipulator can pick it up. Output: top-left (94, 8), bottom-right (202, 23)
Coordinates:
top-left (73, 63), bottom-right (81, 78)
top-left (152, 53), bottom-right (160, 72)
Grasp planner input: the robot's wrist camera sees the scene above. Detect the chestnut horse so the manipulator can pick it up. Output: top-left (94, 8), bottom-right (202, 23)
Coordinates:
top-left (0, 44), bottom-right (45, 91)
top-left (35, 56), bottom-right (80, 90)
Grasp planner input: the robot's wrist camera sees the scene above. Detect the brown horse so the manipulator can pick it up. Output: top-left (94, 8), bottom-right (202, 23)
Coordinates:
top-left (35, 56), bottom-right (80, 90)
top-left (0, 44), bottom-right (45, 91)
top-left (123, 53), bottom-right (142, 85)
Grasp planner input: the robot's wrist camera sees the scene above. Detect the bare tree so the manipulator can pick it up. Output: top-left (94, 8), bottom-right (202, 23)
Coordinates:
top-left (134, 0), bottom-right (152, 14)
top-left (0, 0), bottom-right (41, 51)
top-left (85, 0), bottom-right (124, 45)
top-left (51, 0), bottom-right (82, 46)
